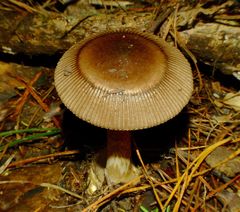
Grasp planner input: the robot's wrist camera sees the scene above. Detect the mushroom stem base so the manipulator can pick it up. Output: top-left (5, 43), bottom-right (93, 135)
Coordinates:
top-left (87, 130), bottom-right (140, 194)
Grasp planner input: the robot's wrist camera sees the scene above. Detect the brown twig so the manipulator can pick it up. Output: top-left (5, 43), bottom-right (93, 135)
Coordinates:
top-left (133, 141), bottom-right (164, 211)
top-left (13, 72), bottom-right (42, 117)
top-left (14, 75), bottom-right (61, 128)
top-left (6, 0), bottom-right (47, 14)
top-left (7, 150), bottom-right (80, 168)
top-left (27, 85), bottom-right (55, 128)
top-left (82, 175), bottom-right (143, 212)
top-left (147, 6), bottom-right (174, 34)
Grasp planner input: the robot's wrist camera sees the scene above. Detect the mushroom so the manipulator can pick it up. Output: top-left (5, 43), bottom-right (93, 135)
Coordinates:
top-left (54, 29), bottom-right (193, 193)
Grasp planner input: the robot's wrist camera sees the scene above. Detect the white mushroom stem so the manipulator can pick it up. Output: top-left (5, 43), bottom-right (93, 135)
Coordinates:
top-left (106, 130), bottom-right (138, 184)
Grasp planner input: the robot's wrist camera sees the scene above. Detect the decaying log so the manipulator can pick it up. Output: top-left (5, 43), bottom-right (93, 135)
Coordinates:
top-left (0, 9), bottom-right (152, 55)
top-left (0, 1), bottom-right (239, 77)
top-left (179, 23), bottom-right (240, 75)
top-left (176, 1), bottom-right (240, 78)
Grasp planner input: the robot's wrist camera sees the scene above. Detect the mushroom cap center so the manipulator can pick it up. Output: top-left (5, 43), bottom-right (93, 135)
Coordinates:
top-left (78, 32), bottom-right (167, 93)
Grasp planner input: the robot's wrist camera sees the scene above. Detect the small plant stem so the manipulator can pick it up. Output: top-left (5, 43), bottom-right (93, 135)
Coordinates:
top-left (0, 129), bottom-right (61, 151)
top-left (0, 128), bottom-right (60, 137)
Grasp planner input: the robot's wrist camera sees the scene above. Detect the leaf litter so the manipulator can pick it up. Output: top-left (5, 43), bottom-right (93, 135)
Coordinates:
top-left (0, 0), bottom-right (239, 211)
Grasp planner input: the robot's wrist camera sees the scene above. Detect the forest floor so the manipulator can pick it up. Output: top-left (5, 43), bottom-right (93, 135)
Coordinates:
top-left (0, 1), bottom-right (239, 211)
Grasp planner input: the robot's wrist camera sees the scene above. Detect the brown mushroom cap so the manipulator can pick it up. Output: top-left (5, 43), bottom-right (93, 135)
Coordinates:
top-left (55, 29), bottom-right (193, 130)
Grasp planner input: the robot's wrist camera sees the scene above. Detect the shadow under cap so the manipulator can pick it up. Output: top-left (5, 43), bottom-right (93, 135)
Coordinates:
top-left (55, 29), bottom-right (193, 130)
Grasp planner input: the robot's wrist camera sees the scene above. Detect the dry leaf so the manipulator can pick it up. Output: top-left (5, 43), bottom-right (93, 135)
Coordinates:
top-left (205, 146), bottom-right (240, 177)
top-left (217, 190), bottom-right (240, 212)
top-left (212, 115), bottom-right (232, 123)
top-left (212, 81), bottom-right (222, 93)
top-left (89, 0), bottom-right (133, 7)
top-left (222, 93), bottom-right (240, 111)
top-left (233, 71), bottom-right (240, 81)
